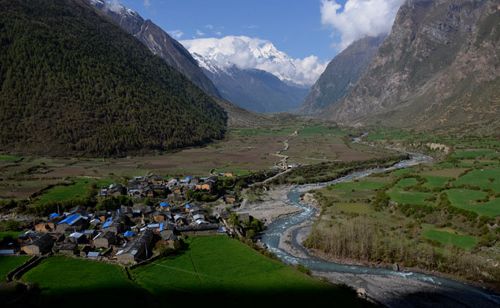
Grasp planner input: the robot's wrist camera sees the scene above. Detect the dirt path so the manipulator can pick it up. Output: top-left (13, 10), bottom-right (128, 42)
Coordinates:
top-left (272, 130), bottom-right (297, 170)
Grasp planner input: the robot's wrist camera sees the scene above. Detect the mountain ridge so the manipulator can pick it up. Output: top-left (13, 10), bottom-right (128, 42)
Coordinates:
top-left (0, 0), bottom-right (227, 157)
top-left (328, 0), bottom-right (500, 130)
top-left (301, 35), bottom-right (386, 114)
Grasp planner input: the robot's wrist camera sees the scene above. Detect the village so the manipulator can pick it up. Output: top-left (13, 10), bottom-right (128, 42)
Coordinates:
top-left (0, 174), bottom-right (258, 266)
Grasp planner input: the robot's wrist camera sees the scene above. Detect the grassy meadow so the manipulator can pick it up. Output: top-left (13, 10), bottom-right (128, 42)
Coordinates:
top-left (16, 237), bottom-right (364, 307)
top-left (0, 256), bottom-right (29, 281)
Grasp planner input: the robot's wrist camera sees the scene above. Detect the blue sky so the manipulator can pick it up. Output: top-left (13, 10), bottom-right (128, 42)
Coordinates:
top-left (120, 0), bottom-right (349, 62)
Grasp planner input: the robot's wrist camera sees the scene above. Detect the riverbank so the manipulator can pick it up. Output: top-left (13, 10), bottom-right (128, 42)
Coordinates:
top-left (237, 186), bottom-right (302, 225)
top-left (257, 154), bottom-right (500, 307)
top-left (295, 193), bottom-right (500, 293)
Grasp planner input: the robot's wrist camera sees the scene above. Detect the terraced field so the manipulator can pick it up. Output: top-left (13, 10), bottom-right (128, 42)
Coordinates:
top-left (309, 136), bottom-right (500, 283)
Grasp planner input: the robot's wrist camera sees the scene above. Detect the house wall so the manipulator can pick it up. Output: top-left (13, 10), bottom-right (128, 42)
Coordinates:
top-left (116, 253), bottom-right (136, 265)
top-left (21, 245), bottom-right (40, 256)
top-left (94, 238), bottom-right (110, 248)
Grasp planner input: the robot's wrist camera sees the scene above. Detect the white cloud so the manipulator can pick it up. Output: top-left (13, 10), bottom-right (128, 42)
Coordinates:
top-left (195, 30), bottom-right (206, 37)
top-left (143, 0), bottom-right (151, 7)
top-left (205, 24), bottom-right (214, 30)
top-left (320, 0), bottom-right (404, 50)
top-left (181, 36), bottom-right (327, 86)
top-left (168, 30), bottom-right (184, 39)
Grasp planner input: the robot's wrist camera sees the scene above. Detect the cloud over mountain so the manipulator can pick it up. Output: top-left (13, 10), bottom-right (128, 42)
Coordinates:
top-left (181, 36), bottom-right (326, 86)
top-left (320, 0), bottom-right (404, 50)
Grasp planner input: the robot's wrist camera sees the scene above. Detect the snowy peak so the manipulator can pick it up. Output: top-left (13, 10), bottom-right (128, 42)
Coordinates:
top-left (181, 36), bottom-right (326, 86)
top-left (89, 0), bottom-right (139, 18)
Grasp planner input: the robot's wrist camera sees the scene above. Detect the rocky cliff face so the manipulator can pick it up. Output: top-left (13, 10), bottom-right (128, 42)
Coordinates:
top-left (89, 0), bottom-right (220, 98)
top-left (301, 35), bottom-right (385, 115)
top-left (330, 0), bottom-right (500, 130)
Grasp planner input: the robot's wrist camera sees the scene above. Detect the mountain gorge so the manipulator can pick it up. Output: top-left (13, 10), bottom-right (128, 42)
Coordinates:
top-left (327, 0), bottom-right (500, 130)
top-left (201, 65), bottom-right (309, 113)
top-left (182, 36), bottom-right (315, 113)
top-left (301, 35), bottom-right (386, 114)
top-left (0, 0), bottom-right (227, 156)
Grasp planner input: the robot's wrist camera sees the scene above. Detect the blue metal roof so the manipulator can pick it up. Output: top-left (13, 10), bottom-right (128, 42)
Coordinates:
top-left (185, 203), bottom-right (191, 209)
top-left (102, 218), bottom-right (113, 229)
top-left (49, 213), bottom-right (59, 220)
top-left (57, 213), bottom-right (81, 225)
top-left (159, 223), bottom-right (164, 232)
top-left (160, 202), bottom-right (170, 207)
top-left (123, 231), bottom-right (135, 237)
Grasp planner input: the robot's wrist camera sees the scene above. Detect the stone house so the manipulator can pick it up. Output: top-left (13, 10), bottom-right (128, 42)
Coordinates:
top-left (116, 230), bottom-right (154, 264)
top-left (21, 233), bottom-right (54, 255)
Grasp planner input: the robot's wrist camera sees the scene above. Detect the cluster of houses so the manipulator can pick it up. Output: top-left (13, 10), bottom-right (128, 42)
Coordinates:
top-left (3, 200), bottom-right (226, 265)
top-left (99, 175), bottom-right (219, 201)
top-left (0, 174), bottom-right (251, 265)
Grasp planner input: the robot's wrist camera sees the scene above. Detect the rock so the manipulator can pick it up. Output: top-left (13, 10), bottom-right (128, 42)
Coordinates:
top-left (392, 263), bottom-right (400, 272)
top-left (356, 288), bottom-right (367, 299)
top-left (302, 193), bottom-right (316, 205)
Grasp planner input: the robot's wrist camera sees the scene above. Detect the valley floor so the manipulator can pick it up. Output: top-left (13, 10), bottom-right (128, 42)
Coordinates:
top-left (0, 122), bottom-right (386, 200)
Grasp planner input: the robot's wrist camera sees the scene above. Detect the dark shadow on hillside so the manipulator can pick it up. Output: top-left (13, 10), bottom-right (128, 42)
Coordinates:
top-left (1, 284), bottom-right (375, 308)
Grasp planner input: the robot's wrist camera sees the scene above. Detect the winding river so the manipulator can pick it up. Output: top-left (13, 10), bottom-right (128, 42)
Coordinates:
top-left (260, 153), bottom-right (500, 307)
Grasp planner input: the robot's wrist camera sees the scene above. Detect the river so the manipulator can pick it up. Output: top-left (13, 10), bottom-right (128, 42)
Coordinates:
top-left (259, 153), bottom-right (500, 307)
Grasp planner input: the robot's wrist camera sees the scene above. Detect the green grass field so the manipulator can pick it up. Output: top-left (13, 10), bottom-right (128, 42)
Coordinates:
top-left (423, 176), bottom-right (451, 189)
top-left (422, 227), bottom-right (477, 250)
top-left (330, 180), bottom-right (387, 191)
top-left (364, 128), bottom-right (415, 142)
top-left (454, 168), bottom-right (500, 193)
top-left (0, 256), bottom-right (29, 281)
top-left (133, 236), bottom-right (328, 293)
top-left (387, 189), bottom-right (433, 206)
top-left (0, 231), bottom-right (21, 241)
top-left (36, 178), bottom-right (112, 205)
top-left (445, 189), bottom-right (500, 217)
top-left (22, 256), bottom-right (135, 293)
top-left (451, 149), bottom-right (498, 160)
top-left (212, 167), bottom-right (252, 176)
top-left (0, 154), bottom-right (22, 162)
top-left (18, 237), bottom-right (364, 306)
top-left (231, 127), bottom-right (297, 137)
top-left (395, 178), bottom-right (419, 188)
top-left (298, 125), bottom-right (345, 137)
top-left (392, 168), bottom-right (416, 176)
top-left (21, 256), bottom-right (149, 306)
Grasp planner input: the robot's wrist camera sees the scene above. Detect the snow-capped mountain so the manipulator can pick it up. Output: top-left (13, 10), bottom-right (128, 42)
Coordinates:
top-left (180, 36), bottom-right (321, 113)
top-left (181, 36), bottom-right (325, 87)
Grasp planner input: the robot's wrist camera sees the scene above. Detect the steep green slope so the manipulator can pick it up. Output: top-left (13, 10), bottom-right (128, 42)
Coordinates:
top-left (0, 0), bottom-right (227, 157)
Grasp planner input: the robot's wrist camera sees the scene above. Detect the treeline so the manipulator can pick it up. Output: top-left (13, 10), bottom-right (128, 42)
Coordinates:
top-left (271, 155), bottom-right (407, 185)
top-left (0, 0), bottom-right (227, 157)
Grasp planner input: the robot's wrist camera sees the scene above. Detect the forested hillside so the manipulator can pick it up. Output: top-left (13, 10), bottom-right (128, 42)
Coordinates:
top-left (0, 0), bottom-right (227, 157)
